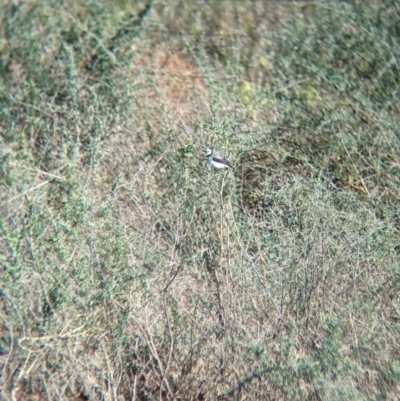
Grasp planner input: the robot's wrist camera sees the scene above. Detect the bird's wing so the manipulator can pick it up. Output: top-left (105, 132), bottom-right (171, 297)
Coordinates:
top-left (213, 156), bottom-right (232, 168)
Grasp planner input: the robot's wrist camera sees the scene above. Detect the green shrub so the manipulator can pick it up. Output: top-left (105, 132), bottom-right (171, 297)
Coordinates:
top-left (1, 0), bottom-right (399, 399)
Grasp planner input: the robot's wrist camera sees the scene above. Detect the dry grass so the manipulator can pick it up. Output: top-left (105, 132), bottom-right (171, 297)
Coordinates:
top-left (1, 0), bottom-right (400, 400)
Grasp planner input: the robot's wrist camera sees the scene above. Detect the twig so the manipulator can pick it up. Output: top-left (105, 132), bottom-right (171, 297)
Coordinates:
top-left (1, 180), bottom-right (50, 207)
top-left (11, 163), bottom-right (65, 181)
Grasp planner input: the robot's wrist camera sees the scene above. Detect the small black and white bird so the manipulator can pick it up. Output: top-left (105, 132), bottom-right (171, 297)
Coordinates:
top-left (205, 147), bottom-right (232, 169)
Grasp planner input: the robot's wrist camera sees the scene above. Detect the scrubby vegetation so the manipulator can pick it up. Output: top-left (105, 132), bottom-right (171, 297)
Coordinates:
top-left (1, 0), bottom-right (400, 399)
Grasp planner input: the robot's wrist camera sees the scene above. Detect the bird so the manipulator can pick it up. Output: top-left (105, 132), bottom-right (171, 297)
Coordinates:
top-left (205, 147), bottom-right (233, 169)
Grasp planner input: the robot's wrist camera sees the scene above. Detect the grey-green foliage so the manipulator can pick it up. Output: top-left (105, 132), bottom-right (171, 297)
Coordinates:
top-left (257, 0), bottom-right (400, 197)
top-left (1, 0), bottom-right (400, 400)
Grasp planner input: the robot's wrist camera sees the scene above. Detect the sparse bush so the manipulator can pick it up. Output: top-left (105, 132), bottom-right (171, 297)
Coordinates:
top-left (1, 0), bottom-right (399, 400)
